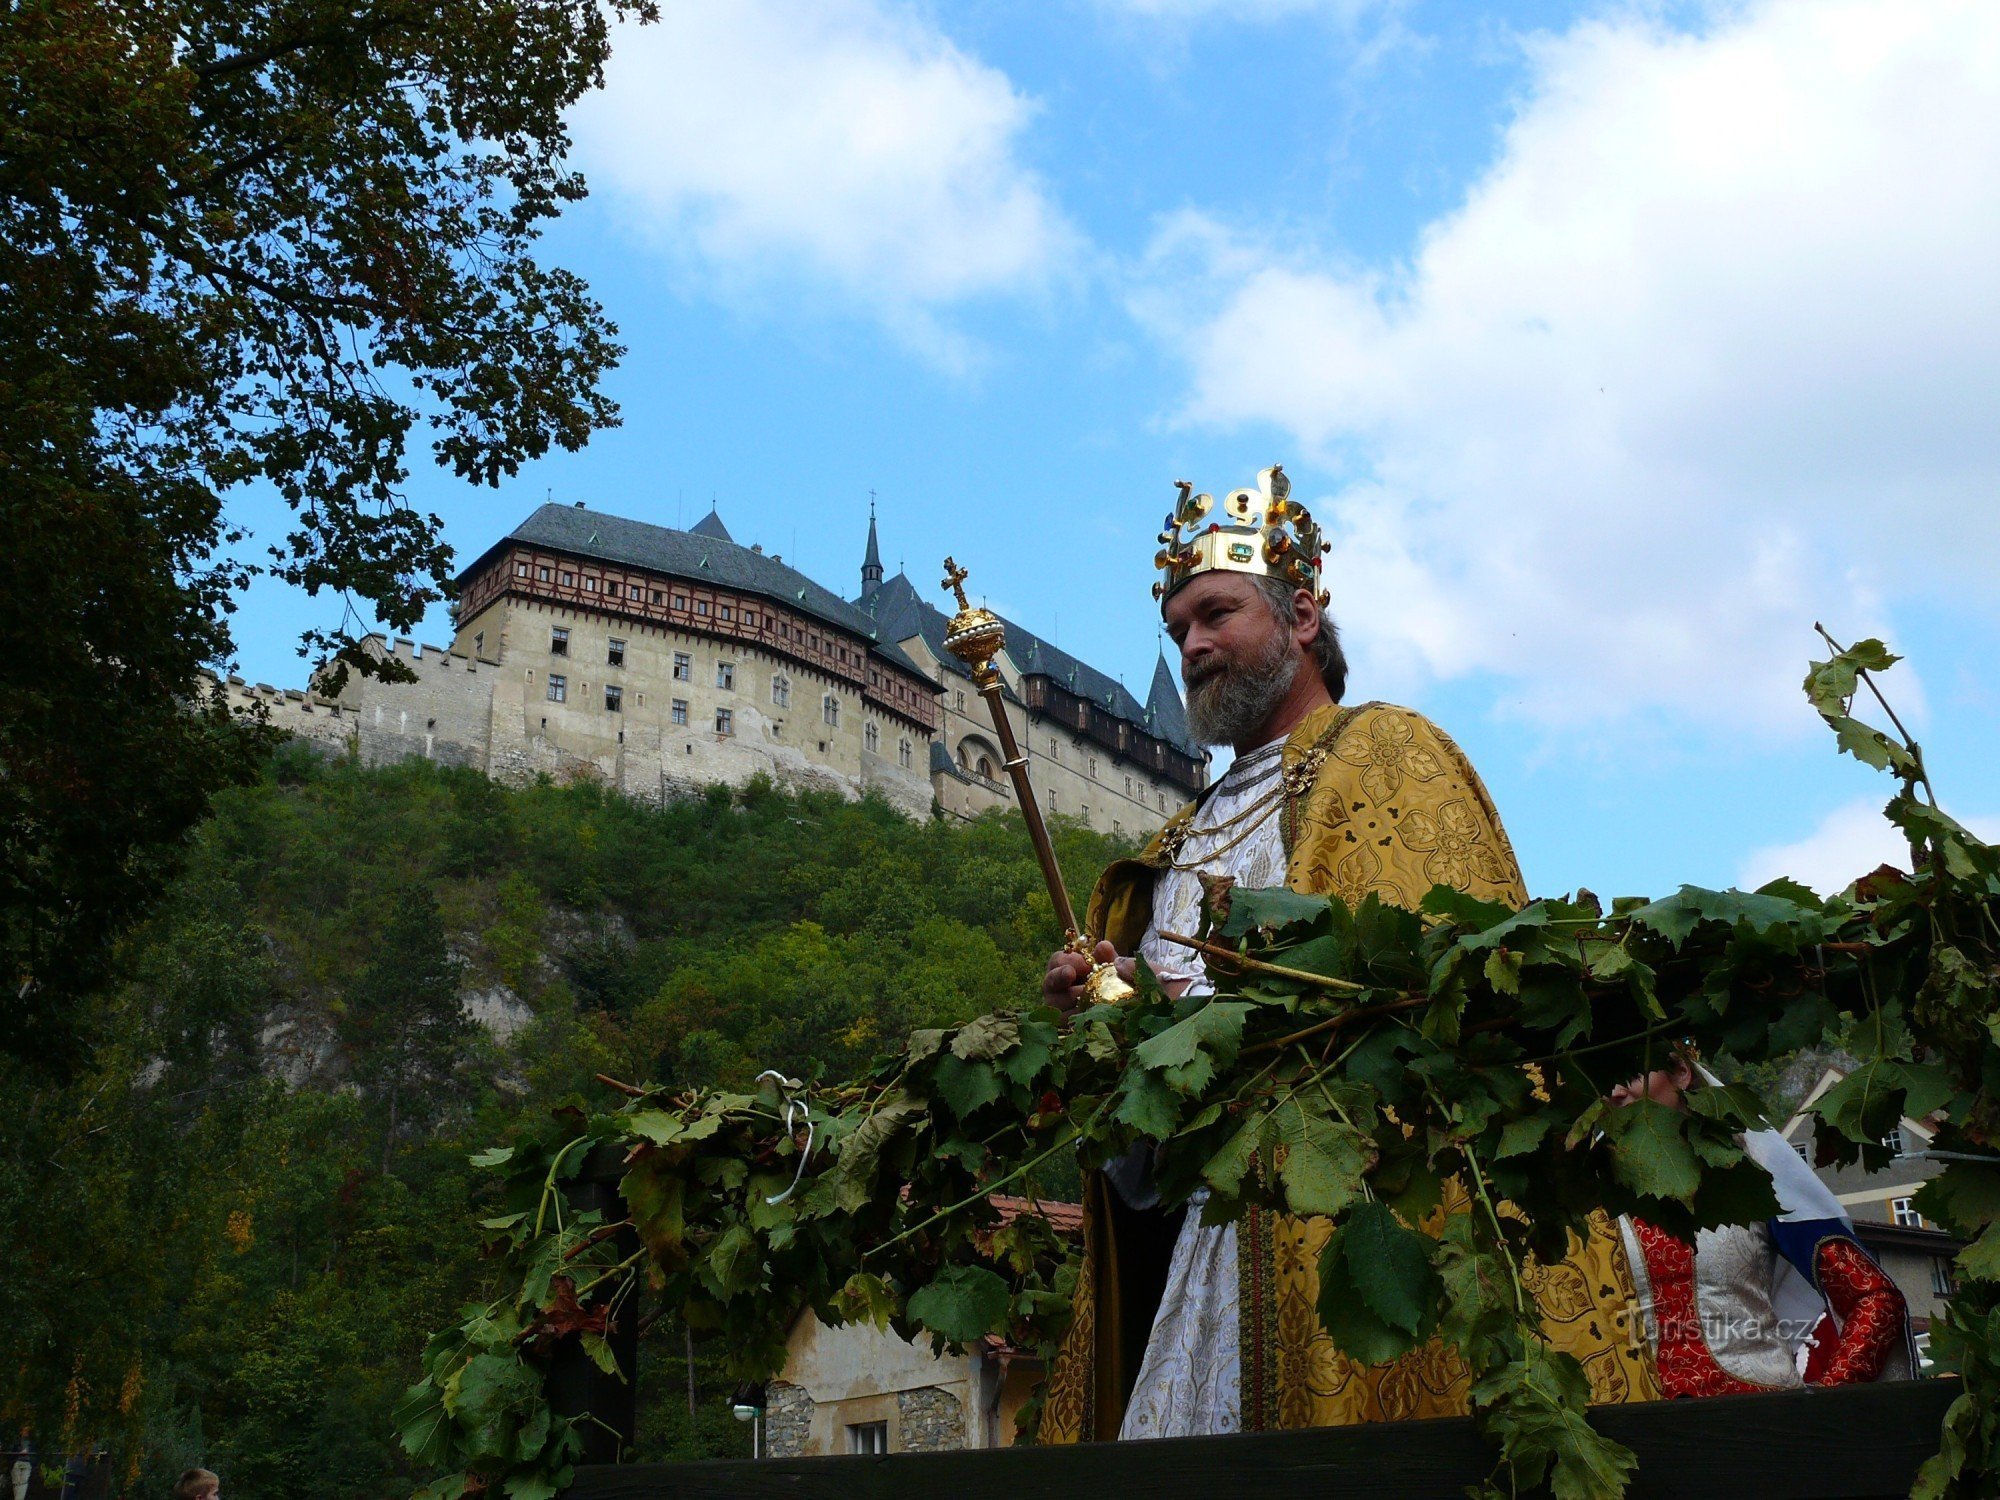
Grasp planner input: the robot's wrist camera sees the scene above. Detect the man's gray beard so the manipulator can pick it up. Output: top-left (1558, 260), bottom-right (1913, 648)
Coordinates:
top-left (1184, 628), bottom-right (1300, 747)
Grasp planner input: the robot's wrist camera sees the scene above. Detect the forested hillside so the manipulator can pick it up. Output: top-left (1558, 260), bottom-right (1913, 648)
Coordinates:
top-left (1, 748), bottom-right (1132, 1497)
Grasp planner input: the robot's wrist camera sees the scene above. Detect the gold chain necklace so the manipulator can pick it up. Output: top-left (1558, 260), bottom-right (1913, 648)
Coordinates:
top-left (1158, 746), bottom-right (1326, 872)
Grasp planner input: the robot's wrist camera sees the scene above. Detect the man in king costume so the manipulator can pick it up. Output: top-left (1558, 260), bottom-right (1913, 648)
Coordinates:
top-left (1037, 466), bottom-right (1659, 1442)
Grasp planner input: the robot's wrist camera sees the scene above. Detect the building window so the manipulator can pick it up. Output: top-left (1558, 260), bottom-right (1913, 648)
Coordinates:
top-left (550, 627), bottom-right (569, 657)
top-left (673, 652), bottom-right (691, 681)
top-left (1794, 1141), bottom-right (1811, 1163)
top-left (537, 565), bottom-right (551, 581)
top-left (1125, 775), bottom-right (1134, 796)
top-left (607, 638), bottom-right (625, 667)
top-left (715, 707), bottom-right (734, 736)
top-left (473, 631), bottom-right (484, 655)
top-left (899, 738), bottom-right (912, 769)
top-left (605, 581), bottom-right (619, 598)
top-left (1882, 1126), bottom-right (1906, 1156)
top-left (1089, 756), bottom-right (1098, 778)
top-left (546, 674), bottom-right (567, 703)
top-left (955, 690), bottom-right (965, 712)
top-left (957, 746), bottom-right (969, 770)
top-left (716, 662), bottom-right (735, 690)
top-left (745, 612), bottom-right (757, 627)
top-left (583, 576), bottom-right (598, 592)
top-left (977, 754), bottom-right (994, 779)
top-left (1081, 804), bottom-right (1090, 826)
top-left (673, 594), bottom-right (688, 609)
top-left (560, 571), bottom-right (575, 586)
top-left (671, 699), bottom-right (688, 725)
top-left (1933, 1258), bottom-right (1958, 1297)
top-left (651, 589), bottom-right (663, 603)
top-left (823, 695), bottom-right (840, 727)
top-left (514, 561), bottom-right (529, 577)
top-left (848, 1422), bottom-right (888, 1456)
top-left (1893, 1197), bottom-right (1924, 1228)
top-left (772, 675), bottom-right (790, 708)
top-left (865, 723), bottom-right (880, 753)
top-left (720, 605), bottom-right (733, 622)
top-left (1049, 739), bottom-right (1059, 760)
top-left (696, 600), bottom-right (710, 616)
top-left (1158, 791), bottom-right (1167, 812)
top-left (604, 685), bottom-right (622, 713)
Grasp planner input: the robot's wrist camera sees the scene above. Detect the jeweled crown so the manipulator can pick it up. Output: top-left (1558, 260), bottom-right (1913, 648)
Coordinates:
top-left (1152, 465), bottom-right (1330, 607)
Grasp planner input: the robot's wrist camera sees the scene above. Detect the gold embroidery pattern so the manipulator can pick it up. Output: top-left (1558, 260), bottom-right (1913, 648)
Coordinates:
top-left (1398, 799), bottom-right (1515, 891)
top-left (1330, 844), bottom-right (1401, 909)
top-left (1334, 711), bottom-right (1445, 804)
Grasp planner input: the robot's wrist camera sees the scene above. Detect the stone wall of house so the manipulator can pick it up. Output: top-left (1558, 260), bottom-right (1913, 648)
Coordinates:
top-left (894, 1385), bottom-right (967, 1453)
top-left (763, 1381), bottom-right (813, 1459)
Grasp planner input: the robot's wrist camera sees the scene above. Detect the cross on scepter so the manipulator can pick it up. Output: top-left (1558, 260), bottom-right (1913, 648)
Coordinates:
top-left (941, 557), bottom-right (971, 611)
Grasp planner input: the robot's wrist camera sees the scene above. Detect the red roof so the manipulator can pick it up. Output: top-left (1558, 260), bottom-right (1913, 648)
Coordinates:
top-left (988, 1195), bottom-right (1083, 1235)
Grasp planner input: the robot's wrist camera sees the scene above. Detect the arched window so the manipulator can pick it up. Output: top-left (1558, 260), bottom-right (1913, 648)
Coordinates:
top-left (977, 755), bottom-right (994, 780)
top-left (957, 746), bottom-right (970, 770)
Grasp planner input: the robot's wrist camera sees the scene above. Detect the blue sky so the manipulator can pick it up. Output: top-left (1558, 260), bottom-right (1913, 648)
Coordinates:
top-left (225, 0), bottom-right (2000, 900)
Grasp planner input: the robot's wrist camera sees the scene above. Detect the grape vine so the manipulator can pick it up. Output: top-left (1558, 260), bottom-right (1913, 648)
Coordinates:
top-left (398, 638), bottom-right (2000, 1500)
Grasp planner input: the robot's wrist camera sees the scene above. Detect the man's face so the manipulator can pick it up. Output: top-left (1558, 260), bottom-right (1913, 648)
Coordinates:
top-left (1163, 573), bottom-right (1303, 746)
top-left (1608, 1061), bottom-right (1693, 1110)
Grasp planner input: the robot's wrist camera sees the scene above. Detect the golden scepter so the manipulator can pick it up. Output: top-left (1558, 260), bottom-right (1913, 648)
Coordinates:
top-left (940, 558), bottom-right (1135, 1006)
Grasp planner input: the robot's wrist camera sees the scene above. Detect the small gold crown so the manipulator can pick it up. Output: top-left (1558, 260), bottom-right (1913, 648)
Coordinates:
top-left (1151, 465), bottom-right (1330, 607)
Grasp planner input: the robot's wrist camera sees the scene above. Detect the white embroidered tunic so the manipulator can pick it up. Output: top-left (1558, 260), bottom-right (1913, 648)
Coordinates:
top-left (1118, 738), bottom-right (1289, 1441)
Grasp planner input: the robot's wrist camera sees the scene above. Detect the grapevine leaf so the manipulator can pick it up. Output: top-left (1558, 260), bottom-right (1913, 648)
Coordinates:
top-left (831, 1271), bottom-right (901, 1329)
top-left (1342, 1199), bottom-right (1440, 1335)
top-left (1958, 1224), bottom-right (2000, 1283)
top-left (1130, 1001), bottom-right (1252, 1094)
top-left (619, 1163), bottom-right (686, 1260)
top-left (1914, 1163), bottom-right (2000, 1236)
top-left (1495, 1113), bottom-right (1556, 1160)
top-left (825, 1092), bottom-right (927, 1212)
top-left (1114, 1069), bottom-right (1181, 1139)
top-left (1419, 884), bottom-right (1516, 930)
top-left (951, 1013), bottom-right (1020, 1061)
top-left (470, 1146), bottom-right (515, 1168)
top-left (1483, 949), bottom-right (1523, 995)
top-left (578, 1331), bottom-right (621, 1377)
top-left (1270, 1099), bottom-right (1375, 1218)
top-left (907, 1264), bottom-right (1010, 1344)
top-left (625, 1109), bottom-right (685, 1146)
top-left (706, 1223), bottom-right (762, 1295)
top-left (1600, 1101), bottom-right (1699, 1202)
top-left (1201, 1112), bottom-right (1266, 1199)
top-left (931, 1055), bottom-right (1003, 1119)
top-left (1315, 1215), bottom-right (1423, 1365)
top-left (1219, 885), bottom-right (1327, 938)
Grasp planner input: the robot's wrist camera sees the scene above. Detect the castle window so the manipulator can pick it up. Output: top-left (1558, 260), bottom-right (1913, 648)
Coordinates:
top-left (515, 561), bottom-right (529, 577)
top-left (605, 581), bottom-right (619, 598)
top-left (673, 594), bottom-right (687, 610)
top-left (977, 755), bottom-right (994, 779)
top-left (651, 590), bottom-right (662, 603)
top-left (715, 707), bottom-right (734, 736)
top-left (772, 675), bottom-right (790, 708)
top-left (696, 600), bottom-right (710, 616)
top-left (1089, 756), bottom-right (1098, 778)
top-left (957, 746), bottom-right (968, 770)
top-left (822, 695), bottom-right (840, 728)
top-left (1049, 739), bottom-right (1058, 760)
top-left (899, 738), bottom-right (912, 769)
top-left (604, 685), bottom-right (622, 713)
top-left (955, 690), bottom-right (965, 712)
top-left (865, 723), bottom-right (880, 754)
top-left (607, 638), bottom-right (625, 667)
top-left (561, 571), bottom-right (575, 587)
top-left (745, 612), bottom-right (757, 627)
top-left (1158, 791), bottom-right (1167, 812)
top-left (720, 605), bottom-right (733, 622)
top-left (583, 576), bottom-right (598, 592)
top-left (550, 627), bottom-right (569, 657)
top-left (538, 566), bottom-right (551, 581)
top-left (473, 631), bottom-right (485, 655)
top-left (1125, 776), bottom-right (1133, 796)
top-left (1081, 804), bottom-right (1090, 826)
top-left (673, 652), bottom-right (692, 681)
top-left (716, 662), bottom-right (735, 690)
top-left (671, 699), bottom-right (688, 725)
top-left (546, 674), bottom-right (567, 703)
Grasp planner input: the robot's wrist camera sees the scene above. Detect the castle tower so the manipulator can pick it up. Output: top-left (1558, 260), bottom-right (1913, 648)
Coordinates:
top-left (860, 497), bottom-right (883, 597)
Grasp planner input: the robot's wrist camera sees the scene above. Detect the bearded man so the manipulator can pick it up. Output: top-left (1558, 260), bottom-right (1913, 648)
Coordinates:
top-left (1036, 468), bottom-right (1658, 1443)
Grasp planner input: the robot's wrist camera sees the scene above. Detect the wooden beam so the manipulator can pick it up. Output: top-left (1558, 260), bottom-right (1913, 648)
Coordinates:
top-left (568, 1377), bottom-right (1958, 1499)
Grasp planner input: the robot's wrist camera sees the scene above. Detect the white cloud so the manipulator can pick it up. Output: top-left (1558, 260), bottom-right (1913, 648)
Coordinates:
top-left (1738, 796), bottom-right (2000, 893)
top-left (1134, 1), bottom-right (2000, 730)
top-left (571, 0), bottom-right (1080, 365)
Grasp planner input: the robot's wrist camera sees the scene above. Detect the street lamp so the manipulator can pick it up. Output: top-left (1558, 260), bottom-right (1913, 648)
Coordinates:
top-left (728, 1383), bottom-right (767, 1460)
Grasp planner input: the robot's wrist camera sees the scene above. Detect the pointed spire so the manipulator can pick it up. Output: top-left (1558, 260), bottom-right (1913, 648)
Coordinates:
top-left (1147, 647), bottom-right (1192, 751)
top-left (689, 506), bottom-right (733, 543)
top-left (861, 493), bottom-right (884, 597)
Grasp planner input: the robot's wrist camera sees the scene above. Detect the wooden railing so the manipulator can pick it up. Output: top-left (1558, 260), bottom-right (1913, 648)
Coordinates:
top-left (565, 1379), bottom-right (1953, 1500)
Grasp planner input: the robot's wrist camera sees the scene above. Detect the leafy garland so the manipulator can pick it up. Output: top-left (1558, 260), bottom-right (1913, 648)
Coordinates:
top-left (398, 639), bottom-right (2000, 1500)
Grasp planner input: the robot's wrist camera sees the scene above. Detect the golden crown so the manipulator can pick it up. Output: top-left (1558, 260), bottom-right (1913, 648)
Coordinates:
top-left (1152, 465), bottom-right (1330, 607)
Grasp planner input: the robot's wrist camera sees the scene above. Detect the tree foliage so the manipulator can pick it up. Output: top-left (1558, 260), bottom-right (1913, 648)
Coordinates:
top-left (0, 0), bottom-right (646, 1054)
top-left (406, 641), bottom-right (2000, 1499)
top-left (0, 750), bottom-right (1131, 1493)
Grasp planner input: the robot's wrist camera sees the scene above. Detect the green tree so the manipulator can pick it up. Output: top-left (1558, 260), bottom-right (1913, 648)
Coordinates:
top-left (0, 0), bottom-right (650, 1058)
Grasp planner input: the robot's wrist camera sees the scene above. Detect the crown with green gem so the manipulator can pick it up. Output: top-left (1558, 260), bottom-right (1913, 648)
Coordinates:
top-left (1152, 465), bottom-right (1330, 607)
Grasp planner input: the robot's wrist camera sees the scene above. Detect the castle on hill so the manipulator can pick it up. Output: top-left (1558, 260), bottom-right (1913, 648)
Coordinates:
top-left (220, 501), bottom-right (1207, 832)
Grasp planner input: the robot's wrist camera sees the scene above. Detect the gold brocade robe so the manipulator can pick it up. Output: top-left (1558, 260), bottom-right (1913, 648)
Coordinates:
top-left (1039, 700), bottom-right (1659, 1443)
